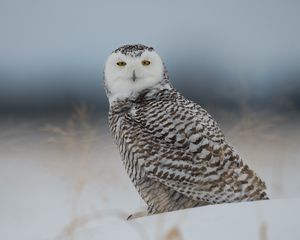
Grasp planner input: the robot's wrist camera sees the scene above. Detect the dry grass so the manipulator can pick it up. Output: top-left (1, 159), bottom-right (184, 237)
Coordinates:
top-left (161, 227), bottom-right (184, 240)
top-left (43, 104), bottom-right (185, 240)
top-left (42, 100), bottom-right (297, 239)
top-left (226, 104), bottom-right (287, 149)
top-left (259, 222), bottom-right (268, 240)
top-left (43, 104), bottom-right (96, 239)
top-left (58, 209), bottom-right (149, 240)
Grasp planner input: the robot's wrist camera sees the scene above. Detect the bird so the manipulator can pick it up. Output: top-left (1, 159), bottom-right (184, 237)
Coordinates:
top-left (104, 44), bottom-right (268, 219)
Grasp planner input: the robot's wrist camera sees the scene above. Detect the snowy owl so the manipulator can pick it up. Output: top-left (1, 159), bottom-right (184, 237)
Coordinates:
top-left (104, 44), bottom-right (268, 219)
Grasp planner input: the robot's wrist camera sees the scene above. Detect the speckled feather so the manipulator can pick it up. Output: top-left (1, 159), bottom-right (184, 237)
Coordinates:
top-left (114, 44), bottom-right (154, 57)
top-left (107, 45), bottom-right (268, 215)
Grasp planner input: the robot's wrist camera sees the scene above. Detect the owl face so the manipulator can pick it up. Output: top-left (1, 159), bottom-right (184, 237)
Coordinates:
top-left (104, 45), bottom-right (164, 103)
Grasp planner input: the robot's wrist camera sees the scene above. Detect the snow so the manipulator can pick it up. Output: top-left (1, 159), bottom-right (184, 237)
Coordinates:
top-left (0, 113), bottom-right (299, 240)
top-left (99, 199), bottom-right (300, 240)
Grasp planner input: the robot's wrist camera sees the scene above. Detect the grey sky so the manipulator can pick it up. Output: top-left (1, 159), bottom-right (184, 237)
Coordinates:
top-left (0, 0), bottom-right (300, 113)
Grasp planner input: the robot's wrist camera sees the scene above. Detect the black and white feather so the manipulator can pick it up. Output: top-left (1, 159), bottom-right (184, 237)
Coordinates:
top-left (104, 44), bottom-right (268, 215)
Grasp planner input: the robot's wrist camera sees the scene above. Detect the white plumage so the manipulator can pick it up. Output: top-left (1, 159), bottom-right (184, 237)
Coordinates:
top-left (104, 44), bottom-right (268, 218)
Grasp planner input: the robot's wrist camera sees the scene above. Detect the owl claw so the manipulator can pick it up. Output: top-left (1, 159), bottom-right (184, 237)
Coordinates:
top-left (126, 211), bottom-right (147, 220)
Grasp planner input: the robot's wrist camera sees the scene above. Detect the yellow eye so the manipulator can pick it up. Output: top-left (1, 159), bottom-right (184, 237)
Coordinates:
top-left (142, 60), bottom-right (151, 66)
top-left (116, 61), bottom-right (126, 66)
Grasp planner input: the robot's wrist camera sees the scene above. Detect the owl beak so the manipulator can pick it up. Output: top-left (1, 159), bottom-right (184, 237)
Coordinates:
top-left (132, 70), bottom-right (136, 82)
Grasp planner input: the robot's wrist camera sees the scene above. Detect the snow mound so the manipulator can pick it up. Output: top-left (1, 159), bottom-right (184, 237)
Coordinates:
top-left (85, 199), bottom-right (300, 240)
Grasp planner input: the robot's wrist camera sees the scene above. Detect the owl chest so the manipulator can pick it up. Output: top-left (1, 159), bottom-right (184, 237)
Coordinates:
top-left (109, 113), bottom-right (146, 181)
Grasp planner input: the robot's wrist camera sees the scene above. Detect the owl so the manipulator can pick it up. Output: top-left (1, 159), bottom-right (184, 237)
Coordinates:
top-left (104, 44), bottom-right (268, 219)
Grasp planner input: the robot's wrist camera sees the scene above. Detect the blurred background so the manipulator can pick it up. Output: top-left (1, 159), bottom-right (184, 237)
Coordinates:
top-left (0, 0), bottom-right (299, 239)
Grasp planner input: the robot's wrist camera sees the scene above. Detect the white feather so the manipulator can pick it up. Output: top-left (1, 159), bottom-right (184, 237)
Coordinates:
top-left (104, 50), bottom-right (164, 104)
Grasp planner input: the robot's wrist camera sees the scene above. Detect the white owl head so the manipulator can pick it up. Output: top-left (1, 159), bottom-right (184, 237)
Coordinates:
top-left (104, 44), bottom-right (167, 103)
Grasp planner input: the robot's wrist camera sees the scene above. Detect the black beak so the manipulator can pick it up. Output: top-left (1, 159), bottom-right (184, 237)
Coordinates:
top-left (132, 70), bottom-right (136, 82)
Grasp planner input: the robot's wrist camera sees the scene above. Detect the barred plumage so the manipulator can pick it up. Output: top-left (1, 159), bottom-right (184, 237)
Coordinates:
top-left (104, 44), bottom-right (268, 217)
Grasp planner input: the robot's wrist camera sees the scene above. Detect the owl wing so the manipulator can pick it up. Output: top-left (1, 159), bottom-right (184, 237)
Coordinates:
top-left (133, 91), bottom-right (226, 150)
top-left (132, 92), bottom-right (267, 203)
top-left (143, 145), bottom-right (257, 204)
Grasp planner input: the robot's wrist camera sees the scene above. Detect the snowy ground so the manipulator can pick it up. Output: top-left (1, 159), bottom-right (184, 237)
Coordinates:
top-left (0, 108), bottom-right (300, 240)
top-left (97, 199), bottom-right (300, 240)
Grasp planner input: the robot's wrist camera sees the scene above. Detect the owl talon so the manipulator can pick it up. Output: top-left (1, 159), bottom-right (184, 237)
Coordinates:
top-left (126, 211), bottom-right (147, 220)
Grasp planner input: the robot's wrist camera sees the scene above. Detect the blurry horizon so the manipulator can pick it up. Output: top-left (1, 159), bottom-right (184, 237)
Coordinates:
top-left (1, 2), bottom-right (300, 239)
top-left (1, 0), bottom-right (300, 116)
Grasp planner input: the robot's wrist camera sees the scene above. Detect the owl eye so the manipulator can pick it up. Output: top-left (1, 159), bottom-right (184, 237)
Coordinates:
top-left (142, 60), bottom-right (151, 66)
top-left (116, 61), bottom-right (127, 66)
